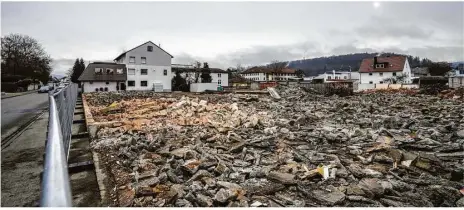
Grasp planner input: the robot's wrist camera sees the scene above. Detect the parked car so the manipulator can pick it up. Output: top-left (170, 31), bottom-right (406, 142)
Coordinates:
top-left (38, 86), bottom-right (50, 93)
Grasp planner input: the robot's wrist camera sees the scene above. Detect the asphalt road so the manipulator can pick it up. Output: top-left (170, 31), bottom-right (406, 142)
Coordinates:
top-left (1, 92), bottom-right (49, 139)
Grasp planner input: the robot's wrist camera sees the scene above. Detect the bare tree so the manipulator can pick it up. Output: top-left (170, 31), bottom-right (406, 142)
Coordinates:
top-left (1, 33), bottom-right (52, 84)
top-left (268, 60), bottom-right (287, 71)
top-left (193, 61), bottom-right (202, 83)
top-left (236, 63), bottom-right (246, 73)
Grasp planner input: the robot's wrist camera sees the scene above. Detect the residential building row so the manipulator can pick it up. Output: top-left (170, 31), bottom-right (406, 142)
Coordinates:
top-left (239, 66), bottom-right (298, 82)
top-left (78, 41), bottom-right (228, 92)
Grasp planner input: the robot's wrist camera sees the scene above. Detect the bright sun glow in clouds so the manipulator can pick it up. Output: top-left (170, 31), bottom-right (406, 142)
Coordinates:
top-left (373, 2), bottom-right (381, 9)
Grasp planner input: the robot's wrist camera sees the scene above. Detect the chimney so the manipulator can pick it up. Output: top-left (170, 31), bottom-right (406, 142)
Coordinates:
top-left (374, 56), bottom-right (378, 65)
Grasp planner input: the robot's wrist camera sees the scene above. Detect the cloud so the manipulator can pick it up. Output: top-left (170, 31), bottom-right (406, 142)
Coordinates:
top-left (354, 16), bottom-right (434, 40)
top-left (50, 58), bottom-right (75, 75)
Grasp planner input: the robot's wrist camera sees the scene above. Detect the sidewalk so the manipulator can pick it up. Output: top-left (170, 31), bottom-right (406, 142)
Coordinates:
top-left (1, 111), bottom-right (48, 207)
top-left (1, 90), bottom-right (37, 99)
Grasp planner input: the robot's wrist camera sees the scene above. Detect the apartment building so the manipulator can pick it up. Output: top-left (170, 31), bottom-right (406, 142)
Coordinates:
top-left (114, 41), bottom-right (173, 91)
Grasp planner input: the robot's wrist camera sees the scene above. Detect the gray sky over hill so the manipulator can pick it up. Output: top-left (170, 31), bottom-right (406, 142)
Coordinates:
top-left (2, 1), bottom-right (463, 75)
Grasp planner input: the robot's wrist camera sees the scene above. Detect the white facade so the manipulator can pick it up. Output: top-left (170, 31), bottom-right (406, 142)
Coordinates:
top-left (190, 83), bottom-right (219, 92)
top-left (125, 64), bottom-right (172, 91)
top-left (360, 59), bottom-right (411, 84)
top-left (175, 72), bottom-right (229, 87)
top-left (241, 72), bottom-right (296, 81)
top-left (241, 72), bottom-right (266, 81)
top-left (82, 81), bottom-right (118, 92)
top-left (115, 41), bottom-right (172, 91)
top-left (314, 71), bottom-right (360, 83)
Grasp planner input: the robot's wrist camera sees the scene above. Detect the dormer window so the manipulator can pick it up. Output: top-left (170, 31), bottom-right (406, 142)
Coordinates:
top-left (147, 46), bottom-right (153, 52)
top-left (375, 64), bottom-right (384, 68)
top-left (106, 68), bottom-right (114, 74)
top-left (95, 68), bottom-right (103, 74)
top-left (116, 68), bottom-right (123, 74)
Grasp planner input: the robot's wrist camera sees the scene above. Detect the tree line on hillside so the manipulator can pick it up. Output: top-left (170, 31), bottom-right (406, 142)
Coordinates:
top-left (1, 34), bottom-right (52, 92)
top-left (286, 52), bottom-right (435, 76)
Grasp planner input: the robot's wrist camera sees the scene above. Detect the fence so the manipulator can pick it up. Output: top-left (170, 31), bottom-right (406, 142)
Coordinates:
top-left (40, 83), bottom-right (78, 207)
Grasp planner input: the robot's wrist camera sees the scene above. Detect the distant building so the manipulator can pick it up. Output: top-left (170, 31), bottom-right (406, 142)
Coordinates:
top-left (453, 63), bottom-right (464, 77)
top-left (229, 74), bottom-right (250, 88)
top-left (240, 67), bottom-right (297, 81)
top-left (78, 62), bottom-right (127, 92)
top-left (312, 70), bottom-right (360, 83)
top-left (358, 55), bottom-right (411, 84)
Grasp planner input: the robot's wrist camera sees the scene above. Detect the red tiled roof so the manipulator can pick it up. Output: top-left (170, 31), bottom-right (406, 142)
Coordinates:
top-left (359, 56), bottom-right (406, 73)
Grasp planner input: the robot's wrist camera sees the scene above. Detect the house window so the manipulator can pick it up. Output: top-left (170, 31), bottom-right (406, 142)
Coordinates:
top-left (163, 69), bottom-right (167, 76)
top-left (141, 69), bottom-right (148, 75)
top-left (369, 73), bottom-right (373, 76)
top-left (218, 80), bottom-right (222, 85)
top-left (116, 68), bottom-right (123, 74)
top-left (147, 46), bottom-right (153, 52)
top-left (379, 73), bottom-right (383, 76)
top-left (106, 81), bottom-right (109, 85)
top-left (393, 72), bottom-right (397, 76)
top-left (218, 73), bottom-right (221, 78)
top-left (95, 68), bottom-right (103, 74)
top-left (141, 81), bottom-right (148, 87)
top-left (460, 70), bottom-right (464, 74)
top-left (128, 81), bottom-right (135, 86)
top-left (344, 76), bottom-right (347, 79)
top-left (141, 57), bottom-right (146, 64)
top-left (106, 68), bottom-right (113, 74)
top-left (89, 81), bottom-right (93, 84)
top-left (376, 64), bottom-right (384, 68)
top-left (129, 56), bottom-right (135, 63)
top-left (379, 81), bottom-right (384, 84)
top-left (369, 81), bottom-right (373, 84)
top-left (328, 76), bottom-right (331, 80)
top-left (128, 69), bottom-right (135, 75)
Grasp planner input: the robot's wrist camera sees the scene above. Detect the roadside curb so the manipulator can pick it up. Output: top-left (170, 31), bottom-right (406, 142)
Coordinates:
top-left (82, 94), bottom-right (109, 206)
top-left (1, 90), bottom-right (38, 99)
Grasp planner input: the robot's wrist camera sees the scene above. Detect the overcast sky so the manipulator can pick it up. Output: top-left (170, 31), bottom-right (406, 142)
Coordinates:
top-left (2, 1), bottom-right (463, 75)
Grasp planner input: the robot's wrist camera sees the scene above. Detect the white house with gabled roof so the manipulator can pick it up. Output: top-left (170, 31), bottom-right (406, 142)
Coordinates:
top-left (114, 41), bottom-right (173, 92)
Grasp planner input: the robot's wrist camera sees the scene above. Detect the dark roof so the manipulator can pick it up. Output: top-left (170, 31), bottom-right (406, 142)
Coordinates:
top-left (172, 67), bottom-right (227, 73)
top-left (359, 56), bottom-right (406, 73)
top-left (241, 67), bottom-right (296, 74)
top-left (229, 74), bottom-right (249, 83)
top-left (114, 41), bottom-right (174, 61)
top-left (78, 62), bottom-right (127, 82)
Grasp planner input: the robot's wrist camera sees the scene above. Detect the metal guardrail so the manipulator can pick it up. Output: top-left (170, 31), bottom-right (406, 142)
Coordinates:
top-left (40, 83), bottom-right (78, 207)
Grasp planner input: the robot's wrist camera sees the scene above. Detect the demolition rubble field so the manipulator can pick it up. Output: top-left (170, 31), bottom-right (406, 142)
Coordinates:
top-left (85, 88), bottom-right (464, 207)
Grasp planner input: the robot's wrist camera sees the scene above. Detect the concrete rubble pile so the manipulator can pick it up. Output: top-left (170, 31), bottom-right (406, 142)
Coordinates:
top-left (85, 88), bottom-right (464, 207)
